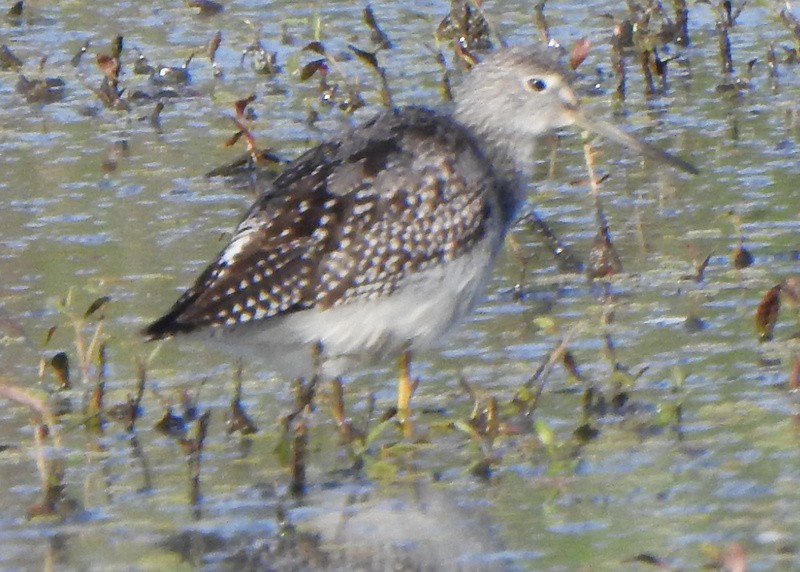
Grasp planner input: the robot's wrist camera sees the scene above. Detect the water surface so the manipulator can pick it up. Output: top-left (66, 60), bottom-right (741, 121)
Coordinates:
top-left (0, 1), bottom-right (799, 570)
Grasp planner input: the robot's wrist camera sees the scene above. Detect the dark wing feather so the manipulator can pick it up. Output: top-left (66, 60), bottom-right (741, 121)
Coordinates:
top-left (143, 107), bottom-right (496, 339)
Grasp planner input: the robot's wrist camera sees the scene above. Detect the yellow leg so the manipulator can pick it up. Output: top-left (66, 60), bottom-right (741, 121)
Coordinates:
top-left (397, 350), bottom-right (417, 437)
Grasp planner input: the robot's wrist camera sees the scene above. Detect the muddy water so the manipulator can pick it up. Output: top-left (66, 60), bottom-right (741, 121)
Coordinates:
top-left (0, 1), bottom-right (798, 570)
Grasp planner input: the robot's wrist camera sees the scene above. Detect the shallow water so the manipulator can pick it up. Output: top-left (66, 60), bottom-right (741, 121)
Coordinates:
top-left (0, 0), bottom-right (799, 570)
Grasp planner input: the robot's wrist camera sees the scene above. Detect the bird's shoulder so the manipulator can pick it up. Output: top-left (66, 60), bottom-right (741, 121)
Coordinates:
top-left (266, 106), bottom-right (492, 199)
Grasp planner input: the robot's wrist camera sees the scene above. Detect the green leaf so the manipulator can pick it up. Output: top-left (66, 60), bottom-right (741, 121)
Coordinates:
top-left (671, 365), bottom-right (686, 391)
top-left (610, 367), bottom-right (636, 387)
top-left (364, 418), bottom-right (393, 447)
top-left (273, 433), bottom-right (291, 466)
top-left (534, 419), bottom-right (555, 447)
top-left (365, 459), bottom-right (397, 481)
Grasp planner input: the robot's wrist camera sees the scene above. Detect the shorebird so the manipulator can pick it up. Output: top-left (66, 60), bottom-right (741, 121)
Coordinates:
top-left (143, 45), bottom-right (696, 416)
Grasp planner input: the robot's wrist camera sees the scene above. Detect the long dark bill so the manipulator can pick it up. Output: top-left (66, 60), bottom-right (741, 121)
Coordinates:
top-left (573, 113), bottom-right (699, 176)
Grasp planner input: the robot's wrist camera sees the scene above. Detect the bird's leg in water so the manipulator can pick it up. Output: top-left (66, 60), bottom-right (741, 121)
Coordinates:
top-left (397, 349), bottom-right (418, 438)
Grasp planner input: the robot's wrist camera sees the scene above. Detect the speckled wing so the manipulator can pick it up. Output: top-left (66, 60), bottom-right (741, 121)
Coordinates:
top-left (143, 107), bottom-right (502, 339)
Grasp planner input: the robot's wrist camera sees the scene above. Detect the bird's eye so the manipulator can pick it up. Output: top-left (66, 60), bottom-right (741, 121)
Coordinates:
top-left (526, 78), bottom-right (547, 92)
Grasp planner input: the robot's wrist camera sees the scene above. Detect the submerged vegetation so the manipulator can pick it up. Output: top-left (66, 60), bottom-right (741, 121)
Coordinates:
top-left (0, 0), bottom-right (798, 569)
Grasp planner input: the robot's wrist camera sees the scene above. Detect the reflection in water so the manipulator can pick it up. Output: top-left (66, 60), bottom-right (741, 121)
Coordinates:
top-left (164, 481), bottom-right (513, 571)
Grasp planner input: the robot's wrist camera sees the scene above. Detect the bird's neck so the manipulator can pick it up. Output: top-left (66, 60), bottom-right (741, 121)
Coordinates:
top-left (457, 116), bottom-right (536, 220)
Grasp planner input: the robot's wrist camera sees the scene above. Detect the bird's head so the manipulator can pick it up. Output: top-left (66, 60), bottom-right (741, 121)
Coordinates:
top-left (454, 45), bottom-right (698, 175)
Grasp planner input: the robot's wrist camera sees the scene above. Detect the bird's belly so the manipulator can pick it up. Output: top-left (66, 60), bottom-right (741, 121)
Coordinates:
top-left (200, 237), bottom-right (498, 379)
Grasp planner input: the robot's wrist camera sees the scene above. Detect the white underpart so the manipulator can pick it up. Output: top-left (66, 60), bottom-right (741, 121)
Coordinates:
top-left (193, 230), bottom-right (502, 380)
